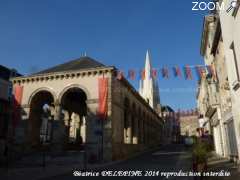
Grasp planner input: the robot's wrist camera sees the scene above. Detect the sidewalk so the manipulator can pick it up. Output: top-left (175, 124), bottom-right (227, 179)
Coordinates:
top-left (205, 153), bottom-right (240, 180)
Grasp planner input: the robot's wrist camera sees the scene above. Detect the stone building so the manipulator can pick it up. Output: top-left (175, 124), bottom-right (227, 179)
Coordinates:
top-left (198, 5), bottom-right (240, 160)
top-left (211, 18), bottom-right (238, 159)
top-left (218, 0), bottom-right (240, 160)
top-left (179, 115), bottom-right (199, 137)
top-left (161, 106), bottom-right (180, 144)
top-left (11, 56), bottom-right (163, 162)
top-left (0, 65), bottom-right (20, 160)
top-left (200, 14), bottom-right (225, 157)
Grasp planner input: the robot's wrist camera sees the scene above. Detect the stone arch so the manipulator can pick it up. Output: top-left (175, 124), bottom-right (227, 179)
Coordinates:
top-left (123, 97), bottom-right (130, 129)
top-left (131, 103), bottom-right (138, 144)
top-left (28, 89), bottom-right (56, 147)
top-left (142, 112), bottom-right (146, 144)
top-left (28, 87), bottom-right (57, 106)
top-left (138, 107), bottom-right (142, 144)
top-left (58, 84), bottom-right (91, 102)
top-left (123, 97), bottom-right (130, 144)
top-left (59, 86), bottom-right (88, 145)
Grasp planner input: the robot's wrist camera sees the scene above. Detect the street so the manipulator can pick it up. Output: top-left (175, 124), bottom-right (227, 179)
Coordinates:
top-left (43, 144), bottom-right (193, 179)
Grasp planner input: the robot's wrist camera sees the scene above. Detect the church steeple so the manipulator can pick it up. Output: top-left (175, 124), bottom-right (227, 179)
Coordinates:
top-left (145, 50), bottom-right (151, 80)
top-left (139, 50), bottom-right (161, 111)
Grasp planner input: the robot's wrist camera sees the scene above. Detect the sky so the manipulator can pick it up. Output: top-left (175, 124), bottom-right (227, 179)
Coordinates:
top-left (0, 0), bottom-right (207, 111)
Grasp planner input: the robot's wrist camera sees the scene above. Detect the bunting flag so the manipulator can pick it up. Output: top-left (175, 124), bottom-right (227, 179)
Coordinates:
top-left (161, 67), bottom-right (169, 79)
top-left (196, 66), bottom-right (206, 79)
top-left (173, 66), bottom-right (182, 77)
top-left (117, 70), bottom-right (124, 80)
top-left (128, 69), bottom-right (136, 80)
top-left (195, 66), bottom-right (201, 80)
top-left (12, 85), bottom-right (24, 128)
top-left (152, 68), bottom-right (158, 79)
top-left (141, 69), bottom-right (145, 80)
top-left (207, 64), bottom-right (217, 81)
top-left (98, 77), bottom-right (108, 120)
top-left (114, 64), bottom-right (217, 81)
top-left (184, 65), bottom-right (193, 80)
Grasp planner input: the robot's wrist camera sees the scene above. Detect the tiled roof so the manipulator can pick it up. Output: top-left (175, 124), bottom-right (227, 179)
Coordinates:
top-left (35, 56), bottom-right (106, 74)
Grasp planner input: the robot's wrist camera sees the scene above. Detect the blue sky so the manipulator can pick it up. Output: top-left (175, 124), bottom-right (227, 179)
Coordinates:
top-left (0, 0), bottom-right (207, 110)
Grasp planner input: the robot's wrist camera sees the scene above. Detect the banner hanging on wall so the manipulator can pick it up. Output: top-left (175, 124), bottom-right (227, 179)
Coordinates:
top-left (98, 77), bottom-right (108, 120)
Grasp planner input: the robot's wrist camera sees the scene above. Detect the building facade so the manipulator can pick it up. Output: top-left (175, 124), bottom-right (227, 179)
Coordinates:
top-left (161, 106), bottom-right (180, 144)
top-left (199, 14), bottom-right (224, 157)
top-left (198, 1), bottom-right (240, 160)
top-left (11, 56), bottom-right (163, 162)
top-left (218, 0), bottom-right (240, 160)
top-left (179, 114), bottom-right (199, 137)
top-left (0, 65), bottom-right (20, 161)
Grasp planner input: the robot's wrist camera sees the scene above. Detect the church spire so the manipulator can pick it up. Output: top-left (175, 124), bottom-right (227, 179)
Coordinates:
top-left (139, 50), bottom-right (161, 111)
top-left (145, 50), bottom-right (151, 80)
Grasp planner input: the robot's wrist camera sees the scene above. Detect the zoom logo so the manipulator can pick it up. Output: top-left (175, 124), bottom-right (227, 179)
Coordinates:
top-left (192, 1), bottom-right (238, 12)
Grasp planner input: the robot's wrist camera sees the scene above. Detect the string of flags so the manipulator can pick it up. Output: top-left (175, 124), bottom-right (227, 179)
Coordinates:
top-left (165, 108), bottom-right (199, 118)
top-left (116, 64), bottom-right (216, 81)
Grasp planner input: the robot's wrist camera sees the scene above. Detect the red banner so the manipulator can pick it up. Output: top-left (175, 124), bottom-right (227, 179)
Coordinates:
top-left (13, 85), bottom-right (23, 128)
top-left (98, 78), bottom-right (108, 120)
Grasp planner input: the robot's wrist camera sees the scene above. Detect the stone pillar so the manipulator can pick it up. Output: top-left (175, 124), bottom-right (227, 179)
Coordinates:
top-left (69, 113), bottom-right (77, 142)
top-left (140, 119), bottom-right (143, 144)
top-left (142, 118), bottom-right (146, 144)
top-left (142, 119), bottom-right (145, 144)
top-left (75, 113), bottom-right (81, 143)
top-left (133, 117), bottom-right (138, 144)
top-left (146, 121), bottom-right (149, 145)
top-left (124, 126), bottom-right (127, 143)
top-left (80, 116), bottom-right (86, 143)
top-left (126, 114), bottom-right (132, 144)
top-left (17, 106), bottom-right (30, 145)
top-left (51, 102), bottom-right (66, 150)
top-left (138, 119), bottom-right (141, 144)
top-left (123, 109), bottom-right (128, 144)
